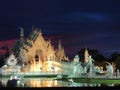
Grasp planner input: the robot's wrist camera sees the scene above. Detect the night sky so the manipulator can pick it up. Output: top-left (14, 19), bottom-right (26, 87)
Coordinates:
top-left (0, 0), bottom-right (120, 59)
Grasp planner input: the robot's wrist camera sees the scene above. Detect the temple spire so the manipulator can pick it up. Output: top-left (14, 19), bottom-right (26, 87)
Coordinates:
top-left (19, 27), bottom-right (24, 40)
top-left (58, 40), bottom-right (62, 50)
top-left (84, 48), bottom-right (89, 63)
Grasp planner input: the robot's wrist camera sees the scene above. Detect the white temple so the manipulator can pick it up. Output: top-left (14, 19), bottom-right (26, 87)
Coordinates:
top-left (0, 28), bottom-right (69, 75)
top-left (0, 28), bottom-right (116, 78)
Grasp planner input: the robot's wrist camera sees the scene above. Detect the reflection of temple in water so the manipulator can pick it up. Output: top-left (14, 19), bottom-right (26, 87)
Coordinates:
top-left (29, 78), bottom-right (59, 87)
top-left (11, 28), bottom-right (69, 73)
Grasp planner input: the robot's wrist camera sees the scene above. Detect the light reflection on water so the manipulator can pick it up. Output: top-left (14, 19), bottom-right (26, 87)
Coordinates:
top-left (0, 78), bottom-right (70, 87)
top-left (1, 78), bottom-right (120, 87)
top-left (26, 78), bottom-right (60, 87)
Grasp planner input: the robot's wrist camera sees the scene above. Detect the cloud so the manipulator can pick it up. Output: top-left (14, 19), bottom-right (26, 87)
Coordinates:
top-left (102, 49), bottom-right (120, 57)
top-left (0, 39), bottom-right (16, 55)
top-left (60, 12), bottom-right (111, 23)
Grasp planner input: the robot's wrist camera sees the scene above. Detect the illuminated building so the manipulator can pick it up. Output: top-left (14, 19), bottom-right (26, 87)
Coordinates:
top-left (84, 48), bottom-right (89, 63)
top-left (12, 28), bottom-right (69, 73)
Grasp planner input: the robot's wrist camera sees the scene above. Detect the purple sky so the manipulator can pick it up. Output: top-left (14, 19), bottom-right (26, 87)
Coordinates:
top-left (0, 0), bottom-right (120, 59)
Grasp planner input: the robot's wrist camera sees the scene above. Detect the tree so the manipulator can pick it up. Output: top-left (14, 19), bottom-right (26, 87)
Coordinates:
top-left (0, 57), bottom-right (4, 68)
top-left (109, 52), bottom-right (120, 62)
top-left (114, 56), bottom-right (120, 70)
top-left (78, 48), bottom-right (107, 62)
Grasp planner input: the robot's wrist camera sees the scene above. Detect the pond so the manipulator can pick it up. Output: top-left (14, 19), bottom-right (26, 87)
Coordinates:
top-left (0, 77), bottom-right (120, 87)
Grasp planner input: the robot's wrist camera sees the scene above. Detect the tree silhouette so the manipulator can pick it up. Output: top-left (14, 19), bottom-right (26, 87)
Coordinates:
top-left (109, 52), bottom-right (120, 62)
top-left (78, 48), bottom-right (107, 62)
top-left (114, 56), bottom-right (120, 70)
top-left (0, 46), bottom-right (9, 67)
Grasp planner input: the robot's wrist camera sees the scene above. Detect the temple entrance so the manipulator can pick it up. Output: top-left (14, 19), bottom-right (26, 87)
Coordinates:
top-left (35, 55), bottom-right (39, 62)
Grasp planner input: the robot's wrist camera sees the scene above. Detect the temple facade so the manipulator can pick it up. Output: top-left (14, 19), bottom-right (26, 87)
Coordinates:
top-left (12, 28), bottom-right (69, 73)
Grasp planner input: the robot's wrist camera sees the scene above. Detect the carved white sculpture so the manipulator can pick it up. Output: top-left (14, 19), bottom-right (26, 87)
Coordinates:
top-left (106, 62), bottom-right (113, 77)
top-left (6, 53), bottom-right (17, 66)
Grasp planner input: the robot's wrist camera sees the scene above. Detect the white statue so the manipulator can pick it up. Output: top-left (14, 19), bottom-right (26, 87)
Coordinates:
top-left (95, 66), bottom-right (100, 73)
top-left (73, 55), bottom-right (79, 63)
top-left (82, 66), bottom-right (87, 74)
top-left (88, 55), bottom-right (94, 65)
top-left (106, 63), bottom-right (113, 77)
top-left (73, 54), bottom-right (81, 76)
top-left (117, 69), bottom-right (119, 75)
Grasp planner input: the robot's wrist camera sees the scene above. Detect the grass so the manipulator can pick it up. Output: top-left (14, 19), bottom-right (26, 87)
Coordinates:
top-left (56, 77), bottom-right (120, 84)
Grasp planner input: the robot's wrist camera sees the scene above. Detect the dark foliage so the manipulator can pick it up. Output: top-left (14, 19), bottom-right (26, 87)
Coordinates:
top-left (78, 48), bottom-right (107, 62)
